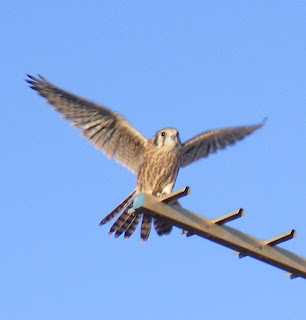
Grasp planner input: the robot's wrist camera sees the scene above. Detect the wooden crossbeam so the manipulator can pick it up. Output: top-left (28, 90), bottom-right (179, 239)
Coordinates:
top-left (132, 187), bottom-right (306, 280)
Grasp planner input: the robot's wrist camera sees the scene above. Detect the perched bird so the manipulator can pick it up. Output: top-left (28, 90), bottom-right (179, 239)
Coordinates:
top-left (26, 74), bottom-right (263, 241)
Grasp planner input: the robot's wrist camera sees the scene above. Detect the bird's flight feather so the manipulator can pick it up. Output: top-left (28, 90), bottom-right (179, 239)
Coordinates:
top-left (180, 123), bottom-right (264, 168)
top-left (26, 74), bottom-right (148, 174)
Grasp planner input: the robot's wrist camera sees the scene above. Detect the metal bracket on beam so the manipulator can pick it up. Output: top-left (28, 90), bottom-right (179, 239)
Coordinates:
top-left (264, 229), bottom-right (296, 247)
top-left (236, 229), bottom-right (297, 259)
top-left (286, 272), bottom-right (299, 280)
top-left (184, 208), bottom-right (244, 237)
top-left (184, 207), bottom-right (244, 237)
top-left (212, 208), bottom-right (244, 225)
top-left (159, 186), bottom-right (191, 203)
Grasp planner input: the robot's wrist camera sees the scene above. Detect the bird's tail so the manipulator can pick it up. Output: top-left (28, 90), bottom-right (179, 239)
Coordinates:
top-left (154, 218), bottom-right (173, 236)
top-left (100, 189), bottom-right (145, 240)
top-left (100, 192), bottom-right (179, 241)
top-left (99, 189), bottom-right (136, 226)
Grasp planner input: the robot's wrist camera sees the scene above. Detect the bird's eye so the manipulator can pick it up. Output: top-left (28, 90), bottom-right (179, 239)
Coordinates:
top-left (161, 132), bottom-right (166, 137)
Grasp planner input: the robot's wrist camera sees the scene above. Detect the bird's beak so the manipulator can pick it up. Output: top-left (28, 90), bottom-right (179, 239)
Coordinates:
top-left (170, 133), bottom-right (181, 146)
top-left (170, 134), bottom-right (177, 141)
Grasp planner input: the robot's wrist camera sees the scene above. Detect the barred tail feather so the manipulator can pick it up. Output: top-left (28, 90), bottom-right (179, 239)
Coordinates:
top-left (154, 218), bottom-right (173, 236)
top-left (109, 209), bottom-right (131, 234)
top-left (124, 215), bottom-right (141, 239)
top-left (114, 210), bottom-right (136, 238)
top-left (99, 189), bottom-right (136, 225)
top-left (140, 215), bottom-right (152, 242)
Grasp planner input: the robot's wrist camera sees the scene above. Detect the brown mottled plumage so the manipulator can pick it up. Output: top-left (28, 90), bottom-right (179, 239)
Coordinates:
top-left (26, 74), bottom-right (264, 241)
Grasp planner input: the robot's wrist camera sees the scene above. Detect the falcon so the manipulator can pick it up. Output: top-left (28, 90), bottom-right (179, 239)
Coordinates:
top-left (26, 74), bottom-right (263, 241)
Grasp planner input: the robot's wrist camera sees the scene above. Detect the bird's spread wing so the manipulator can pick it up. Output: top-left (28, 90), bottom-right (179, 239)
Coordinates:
top-left (180, 121), bottom-right (264, 168)
top-left (27, 75), bottom-right (148, 174)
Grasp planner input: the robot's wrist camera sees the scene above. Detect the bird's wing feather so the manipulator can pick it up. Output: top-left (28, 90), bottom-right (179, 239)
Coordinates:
top-left (26, 75), bottom-right (148, 174)
top-left (180, 122), bottom-right (264, 168)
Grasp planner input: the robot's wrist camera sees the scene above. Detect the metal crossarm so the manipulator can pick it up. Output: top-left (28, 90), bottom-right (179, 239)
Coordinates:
top-left (212, 208), bottom-right (245, 225)
top-left (132, 187), bottom-right (306, 280)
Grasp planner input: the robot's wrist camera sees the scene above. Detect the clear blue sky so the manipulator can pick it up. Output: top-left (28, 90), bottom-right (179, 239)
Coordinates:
top-left (1, 1), bottom-right (305, 319)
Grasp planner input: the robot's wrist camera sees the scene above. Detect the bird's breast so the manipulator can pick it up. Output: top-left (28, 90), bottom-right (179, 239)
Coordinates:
top-left (136, 148), bottom-right (180, 196)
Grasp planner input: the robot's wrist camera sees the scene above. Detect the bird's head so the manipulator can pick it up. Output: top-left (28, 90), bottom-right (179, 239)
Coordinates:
top-left (152, 128), bottom-right (181, 151)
